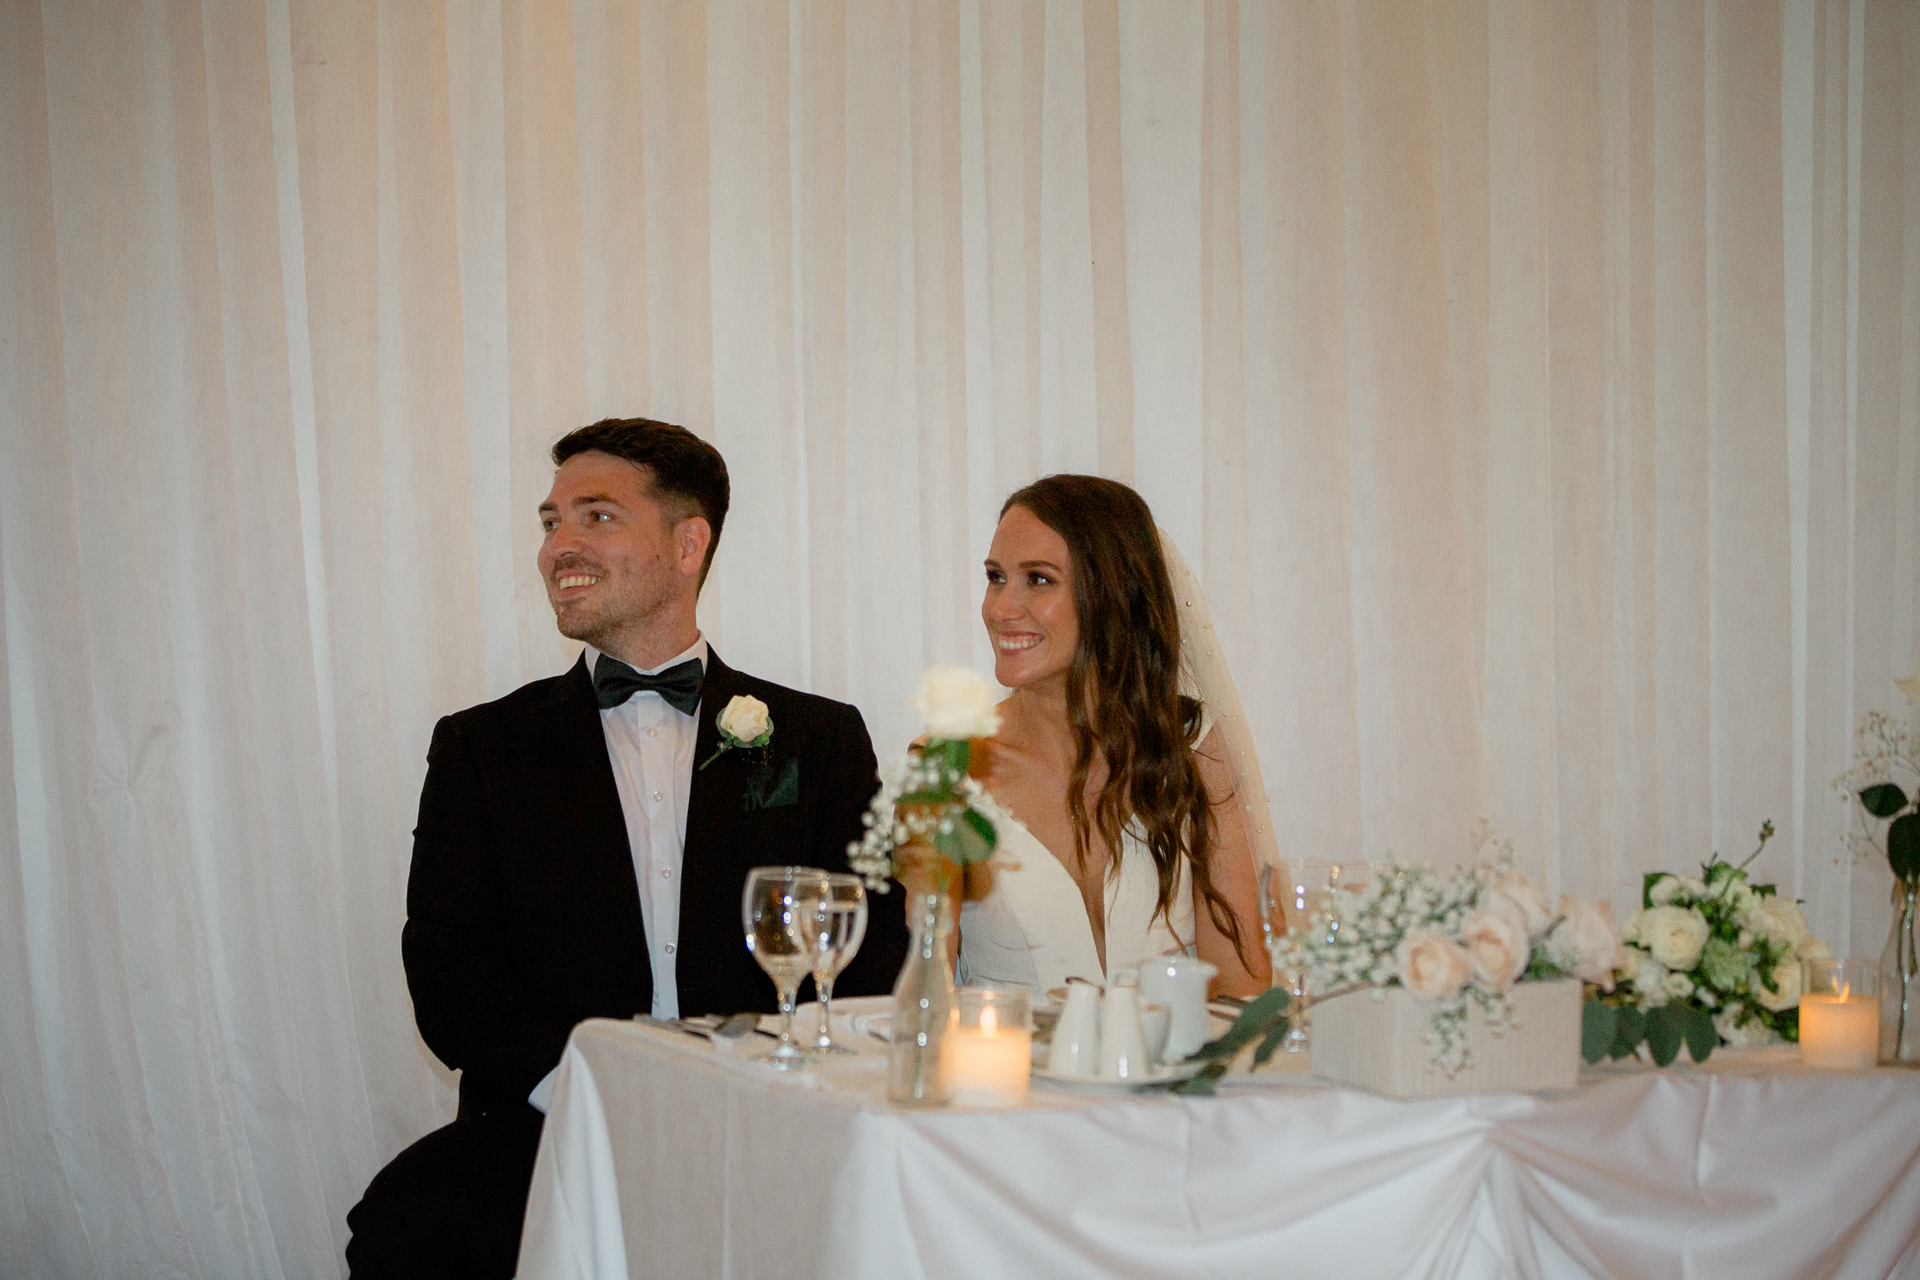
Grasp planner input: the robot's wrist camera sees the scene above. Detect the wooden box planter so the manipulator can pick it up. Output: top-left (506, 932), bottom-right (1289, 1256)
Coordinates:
top-left (1310, 978), bottom-right (1582, 1099)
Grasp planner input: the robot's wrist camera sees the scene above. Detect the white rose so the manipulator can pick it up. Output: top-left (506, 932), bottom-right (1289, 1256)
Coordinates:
top-left (1620, 909), bottom-right (1645, 945)
top-left (1462, 909), bottom-right (1529, 990)
top-left (1396, 929), bottom-right (1473, 999)
top-left (1648, 874), bottom-right (1682, 907)
top-left (1490, 873), bottom-right (1555, 938)
top-left (717, 694), bottom-right (772, 743)
top-left (1731, 884), bottom-right (1760, 913)
top-left (911, 666), bottom-right (1002, 740)
top-left (1632, 953), bottom-right (1671, 1007)
top-left (1663, 971), bottom-right (1695, 1000)
top-left (1713, 1009), bottom-right (1776, 1047)
top-left (1754, 959), bottom-right (1802, 1012)
top-left (1543, 901), bottom-right (1620, 990)
top-left (1678, 876), bottom-right (1708, 898)
top-left (1548, 896), bottom-right (1628, 990)
top-left (1747, 896), bottom-right (1809, 947)
top-left (1639, 905), bottom-right (1710, 972)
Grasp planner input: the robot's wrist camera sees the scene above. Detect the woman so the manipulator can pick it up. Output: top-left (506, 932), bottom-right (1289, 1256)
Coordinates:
top-left (957, 476), bottom-right (1272, 998)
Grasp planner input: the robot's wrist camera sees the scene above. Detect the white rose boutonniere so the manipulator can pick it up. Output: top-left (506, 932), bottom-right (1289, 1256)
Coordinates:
top-left (700, 694), bottom-right (773, 770)
top-left (911, 666), bottom-right (1002, 741)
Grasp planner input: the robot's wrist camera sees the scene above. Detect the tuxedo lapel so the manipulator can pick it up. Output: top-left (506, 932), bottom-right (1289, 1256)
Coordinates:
top-left (530, 656), bottom-right (650, 993)
top-left (683, 649), bottom-right (742, 873)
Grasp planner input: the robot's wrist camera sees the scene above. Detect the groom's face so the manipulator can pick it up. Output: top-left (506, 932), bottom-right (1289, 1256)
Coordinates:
top-left (537, 451), bottom-right (704, 652)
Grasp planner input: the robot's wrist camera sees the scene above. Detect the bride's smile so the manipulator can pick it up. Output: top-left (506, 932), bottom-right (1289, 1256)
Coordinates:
top-left (982, 504), bottom-right (1079, 695)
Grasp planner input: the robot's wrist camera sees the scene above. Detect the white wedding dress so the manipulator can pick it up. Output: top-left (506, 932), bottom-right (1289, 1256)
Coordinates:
top-left (957, 814), bottom-right (1197, 994)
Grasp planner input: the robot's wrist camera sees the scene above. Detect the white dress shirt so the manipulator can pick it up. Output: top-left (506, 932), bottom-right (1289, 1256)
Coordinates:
top-left (531, 636), bottom-right (706, 1113)
top-left (586, 636), bottom-right (705, 1022)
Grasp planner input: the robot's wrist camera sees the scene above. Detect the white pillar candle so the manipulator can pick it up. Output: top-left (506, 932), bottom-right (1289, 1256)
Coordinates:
top-left (944, 1005), bottom-right (1031, 1108)
top-left (1800, 993), bottom-right (1879, 1069)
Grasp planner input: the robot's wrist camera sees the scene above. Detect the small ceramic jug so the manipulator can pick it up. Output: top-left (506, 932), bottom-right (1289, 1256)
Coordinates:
top-left (1138, 953), bottom-right (1218, 1061)
top-left (1098, 971), bottom-right (1150, 1080)
top-left (1048, 978), bottom-right (1101, 1077)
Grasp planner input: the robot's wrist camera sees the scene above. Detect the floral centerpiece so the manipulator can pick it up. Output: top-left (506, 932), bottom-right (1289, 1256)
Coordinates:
top-left (1833, 709), bottom-right (1920, 1061)
top-left (848, 666), bottom-right (1009, 892)
top-left (1586, 822), bottom-right (1832, 1065)
top-left (1265, 836), bottom-right (1624, 1077)
top-left (1178, 831), bottom-right (1623, 1094)
top-left (848, 666), bottom-right (1009, 1107)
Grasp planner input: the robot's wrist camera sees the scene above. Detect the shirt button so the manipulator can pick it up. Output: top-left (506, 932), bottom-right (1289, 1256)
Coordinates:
top-left (660, 868), bottom-right (672, 879)
top-left (664, 943), bottom-right (676, 955)
top-left (648, 728), bottom-right (659, 738)
top-left (652, 790), bottom-right (664, 802)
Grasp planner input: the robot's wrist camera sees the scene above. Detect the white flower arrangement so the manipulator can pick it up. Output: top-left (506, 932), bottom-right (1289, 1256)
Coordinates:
top-left (1591, 823), bottom-right (1832, 1062)
top-left (847, 667), bottom-right (1008, 892)
top-left (1273, 829), bottom-right (1624, 1075)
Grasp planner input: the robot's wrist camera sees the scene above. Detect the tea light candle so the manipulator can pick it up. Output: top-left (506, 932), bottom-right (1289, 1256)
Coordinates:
top-left (1801, 991), bottom-right (1879, 1068)
top-left (944, 1003), bottom-right (1031, 1108)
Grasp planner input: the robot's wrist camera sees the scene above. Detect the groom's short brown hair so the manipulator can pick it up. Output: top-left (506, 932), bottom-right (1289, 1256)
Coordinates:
top-left (551, 417), bottom-right (730, 586)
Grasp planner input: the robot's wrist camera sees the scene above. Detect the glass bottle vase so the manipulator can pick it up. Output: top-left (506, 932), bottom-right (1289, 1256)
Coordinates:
top-left (887, 889), bottom-right (956, 1107)
top-left (1880, 879), bottom-right (1920, 1065)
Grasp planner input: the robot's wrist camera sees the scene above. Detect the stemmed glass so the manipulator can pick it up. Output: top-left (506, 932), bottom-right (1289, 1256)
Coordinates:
top-left (742, 866), bottom-right (829, 1070)
top-left (805, 874), bottom-right (869, 1055)
top-left (1261, 859), bottom-right (1333, 1053)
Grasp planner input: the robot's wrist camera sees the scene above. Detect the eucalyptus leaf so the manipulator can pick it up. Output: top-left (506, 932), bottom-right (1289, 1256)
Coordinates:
top-left (1681, 1006), bottom-right (1716, 1062)
top-left (1612, 1007), bottom-right (1646, 1060)
top-left (1861, 783), bottom-right (1910, 820)
top-left (1253, 1025), bottom-right (1290, 1067)
top-left (1645, 1006), bottom-right (1682, 1067)
top-left (1170, 1065), bottom-right (1223, 1097)
top-left (1889, 813), bottom-right (1920, 883)
top-left (1192, 988), bottom-right (1289, 1062)
top-left (960, 807), bottom-right (998, 853)
top-left (1582, 1001), bottom-right (1618, 1065)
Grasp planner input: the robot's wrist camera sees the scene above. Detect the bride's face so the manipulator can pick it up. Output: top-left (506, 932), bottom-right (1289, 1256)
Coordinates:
top-left (982, 505), bottom-right (1079, 695)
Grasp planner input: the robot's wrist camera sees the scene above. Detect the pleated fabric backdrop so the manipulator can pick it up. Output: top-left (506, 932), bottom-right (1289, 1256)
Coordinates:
top-left (1, 0), bottom-right (1916, 1274)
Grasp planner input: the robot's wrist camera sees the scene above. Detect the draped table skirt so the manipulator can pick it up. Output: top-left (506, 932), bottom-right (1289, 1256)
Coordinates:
top-left (516, 1015), bottom-right (1920, 1280)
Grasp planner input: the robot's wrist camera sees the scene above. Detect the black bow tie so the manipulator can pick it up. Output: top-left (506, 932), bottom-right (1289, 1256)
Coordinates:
top-left (592, 655), bottom-right (704, 715)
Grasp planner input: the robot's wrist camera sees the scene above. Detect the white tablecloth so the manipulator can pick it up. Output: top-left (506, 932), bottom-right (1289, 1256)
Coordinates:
top-left (517, 1014), bottom-right (1920, 1280)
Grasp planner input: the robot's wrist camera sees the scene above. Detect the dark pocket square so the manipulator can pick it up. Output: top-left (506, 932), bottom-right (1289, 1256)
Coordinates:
top-left (741, 755), bottom-right (800, 811)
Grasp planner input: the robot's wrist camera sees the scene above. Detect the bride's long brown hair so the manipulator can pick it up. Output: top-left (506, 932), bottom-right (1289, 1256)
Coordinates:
top-left (1000, 476), bottom-right (1250, 965)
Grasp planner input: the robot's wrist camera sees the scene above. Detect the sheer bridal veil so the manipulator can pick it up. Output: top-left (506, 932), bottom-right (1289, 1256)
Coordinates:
top-left (1158, 531), bottom-right (1284, 882)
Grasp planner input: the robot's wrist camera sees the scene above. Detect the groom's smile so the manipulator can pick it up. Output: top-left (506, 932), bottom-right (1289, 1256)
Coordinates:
top-left (537, 449), bottom-right (701, 661)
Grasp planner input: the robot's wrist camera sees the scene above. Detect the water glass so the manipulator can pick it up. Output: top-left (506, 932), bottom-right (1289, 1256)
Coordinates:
top-left (741, 866), bottom-right (829, 1069)
top-left (1263, 860), bottom-right (1335, 1052)
top-left (806, 873), bottom-right (868, 1055)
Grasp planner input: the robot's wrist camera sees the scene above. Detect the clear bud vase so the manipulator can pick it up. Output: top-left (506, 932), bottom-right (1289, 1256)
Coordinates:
top-left (1881, 879), bottom-right (1920, 1065)
top-left (888, 890), bottom-right (956, 1107)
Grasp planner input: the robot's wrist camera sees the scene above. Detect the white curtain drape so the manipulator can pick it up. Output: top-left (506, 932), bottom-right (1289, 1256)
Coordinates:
top-left (2, 1), bottom-right (1916, 1275)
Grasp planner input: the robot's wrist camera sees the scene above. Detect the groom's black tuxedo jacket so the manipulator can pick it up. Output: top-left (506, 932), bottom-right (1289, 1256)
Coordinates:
top-left (402, 648), bottom-right (904, 1116)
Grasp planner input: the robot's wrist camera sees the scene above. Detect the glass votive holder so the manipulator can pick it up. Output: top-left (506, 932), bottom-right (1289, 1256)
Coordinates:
top-left (1801, 959), bottom-right (1879, 1069)
top-left (944, 986), bottom-right (1031, 1108)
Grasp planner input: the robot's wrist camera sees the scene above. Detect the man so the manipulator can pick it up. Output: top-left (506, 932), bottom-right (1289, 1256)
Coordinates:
top-left (346, 418), bottom-right (904, 1277)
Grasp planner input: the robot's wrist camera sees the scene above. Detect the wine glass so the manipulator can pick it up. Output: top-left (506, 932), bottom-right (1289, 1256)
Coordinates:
top-left (1262, 859), bottom-right (1333, 1052)
top-left (805, 874), bottom-right (869, 1055)
top-left (741, 866), bottom-right (829, 1069)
